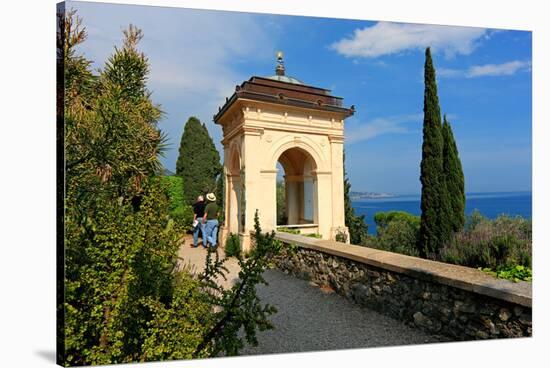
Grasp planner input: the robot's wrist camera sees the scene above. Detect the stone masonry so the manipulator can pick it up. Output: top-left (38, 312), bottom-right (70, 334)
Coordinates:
top-left (272, 233), bottom-right (532, 340)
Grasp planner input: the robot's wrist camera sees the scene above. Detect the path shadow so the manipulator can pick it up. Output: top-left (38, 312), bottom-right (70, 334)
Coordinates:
top-left (35, 350), bottom-right (56, 363)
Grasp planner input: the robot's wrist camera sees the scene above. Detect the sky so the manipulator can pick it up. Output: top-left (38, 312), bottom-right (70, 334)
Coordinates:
top-left (69, 0), bottom-right (532, 195)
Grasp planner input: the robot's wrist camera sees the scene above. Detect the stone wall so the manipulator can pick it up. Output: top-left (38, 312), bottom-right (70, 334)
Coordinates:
top-left (272, 233), bottom-right (532, 340)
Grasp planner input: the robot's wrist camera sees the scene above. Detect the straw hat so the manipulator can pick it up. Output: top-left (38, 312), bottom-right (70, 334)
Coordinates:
top-left (206, 192), bottom-right (216, 202)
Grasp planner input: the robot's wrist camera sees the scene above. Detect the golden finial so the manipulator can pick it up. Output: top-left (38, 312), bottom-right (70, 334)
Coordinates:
top-left (275, 50), bottom-right (285, 76)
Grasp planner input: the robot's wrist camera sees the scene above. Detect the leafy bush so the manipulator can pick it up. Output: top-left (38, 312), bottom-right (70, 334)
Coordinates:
top-left (367, 211), bottom-right (420, 256)
top-left (335, 227), bottom-right (348, 243)
top-left (305, 233), bottom-right (322, 239)
top-left (277, 227), bottom-right (300, 235)
top-left (374, 211), bottom-right (420, 235)
top-left (196, 211), bottom-right (282, 356)
top-left (161, 175), bottom-right (185, 212)
top-left (60, 11), bottom-right (281, 365)
top-left (160, 175), bottom-right (194, 232)
top-left (480, 265), bottom-right (532, 283)
top-left (375, 218), bottom-right (420, 257)
top-left (225, 233), bottom-right (241, 258)
top-left (171, 204), bottom-right (194, 231)
top-left (440, 211), bottom-right (532, 270)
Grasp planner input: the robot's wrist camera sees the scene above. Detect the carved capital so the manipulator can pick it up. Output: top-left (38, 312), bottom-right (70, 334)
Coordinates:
top-left (328, 135), bottom-right (345, 144)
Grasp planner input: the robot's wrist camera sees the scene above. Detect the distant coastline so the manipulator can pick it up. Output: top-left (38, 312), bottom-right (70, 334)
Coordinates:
top-left (350, 191), bottom-right (395, 200)
top-left (351, 191), bottom-right (532, 234)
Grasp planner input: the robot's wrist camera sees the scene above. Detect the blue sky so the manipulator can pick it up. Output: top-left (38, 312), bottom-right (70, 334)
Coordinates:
top-left (70, 1), bottom-right (532, 195)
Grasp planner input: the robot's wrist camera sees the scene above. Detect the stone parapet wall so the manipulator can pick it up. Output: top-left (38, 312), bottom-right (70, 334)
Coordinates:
top-left (272, 233), bottom-right (532, 340)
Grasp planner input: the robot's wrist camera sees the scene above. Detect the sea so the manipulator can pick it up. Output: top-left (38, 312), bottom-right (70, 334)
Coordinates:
top-left (352, 191), bottom-right (532, 234)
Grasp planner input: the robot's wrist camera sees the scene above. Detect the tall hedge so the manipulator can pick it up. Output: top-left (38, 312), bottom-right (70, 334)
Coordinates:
top-left (175, 117), bottom-right (221, 204)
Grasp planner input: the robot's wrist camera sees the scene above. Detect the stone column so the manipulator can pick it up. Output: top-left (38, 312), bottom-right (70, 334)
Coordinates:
top-left (285, 175), bottom-right (302, 225)
top-left (328, 135), bottom-right (349, 242)
top-left (227, 175), bottom-right (240, 234)
top-left (260, 169), bottom-right (278, 232)
top-left (239, 126), bottom-right (263, 251)
top-left (314, 170), bottom-right (332, 239)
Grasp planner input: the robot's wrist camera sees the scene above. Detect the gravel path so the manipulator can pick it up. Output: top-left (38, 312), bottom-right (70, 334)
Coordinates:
top-left (178, 238), bottom-right (445, 355)
top-left (241, 269), bottom-right (445, 355)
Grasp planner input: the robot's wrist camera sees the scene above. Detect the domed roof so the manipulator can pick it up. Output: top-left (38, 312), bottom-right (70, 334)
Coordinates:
top-left (265, 74), bottom-right (304, 85)
top-left (266, 51), bottom-right (304, 85)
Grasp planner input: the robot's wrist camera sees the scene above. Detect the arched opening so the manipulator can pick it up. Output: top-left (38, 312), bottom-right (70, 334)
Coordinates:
top-left (276, 147), bottom-right (318, 229)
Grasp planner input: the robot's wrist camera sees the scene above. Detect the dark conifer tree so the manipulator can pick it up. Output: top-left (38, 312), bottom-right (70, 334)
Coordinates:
top-left (343, 151), bottom-right (369, 244)
top-left (442, 115), bottom-right (466, 232)
top-left (418, 47), bottom-right (449, 257)
top-left (175, 117), bottom-right (221, 204)
top-left (215, 171), bottom-right (224, 221)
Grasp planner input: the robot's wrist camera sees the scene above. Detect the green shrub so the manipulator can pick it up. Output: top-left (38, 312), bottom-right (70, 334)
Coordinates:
top-left (171, 204), bottom-right (194, 232)
top-left (161, 175), bottom-right (185, 211)
top-left (277, 227), bottom-right (300, 235)
top-left (160, 175), bottom-right (194, 232)
top-left (480, 265), bottom-right (532, 282)
top-left (334, 227), bottom-right (348, 243)
top-left (375, 218), bottom-right (419, 257)
top-left (440, 212), bottom-right (532, 271)
top-left (369, 211), bottom-right (420, 256)
top-left (225, 233), bottom-right (241, 258)
top-left (305, 233), bottom-right (322, 239)
top-left (374, 211), bottom-right (420, 235)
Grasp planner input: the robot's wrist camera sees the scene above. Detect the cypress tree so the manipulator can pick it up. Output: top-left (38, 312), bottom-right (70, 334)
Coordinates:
top-left (418, 47), bottom-right (450, 257)
top-left (343, 151), bottom-right (369, 244)
top-left (215, 171), bottom-right (224, 221)
top-left (442, 115), bottom-right (466, 232)
top-left (175, 118), bottom-right (222, 204)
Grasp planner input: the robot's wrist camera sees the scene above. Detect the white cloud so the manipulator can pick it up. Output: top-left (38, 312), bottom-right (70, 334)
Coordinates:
top-left (331, 22), bottom-right (488, 58)
top-left (438, 67), bottom-right (464, 78)
top-left (71, 2), bottom-right (276, 169)
top-left (467, 60), bottom-right (531, 77)
top-left (439, 60), bottom-right (531, 78)
top-left (345, 114), bottom-right (421, 144)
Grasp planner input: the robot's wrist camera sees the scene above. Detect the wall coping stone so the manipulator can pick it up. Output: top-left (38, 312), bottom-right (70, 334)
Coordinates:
top-left (274, 232), bottom-right (532, 308)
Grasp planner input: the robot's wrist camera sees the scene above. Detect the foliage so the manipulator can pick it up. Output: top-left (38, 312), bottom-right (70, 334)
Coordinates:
top-left (275, 227), bottom-right (320, 239)
top-left (375, 218), bottom-right (420, 257)
top-left (284, 242), bottom-right (301, 255)
top-left (335, 227), bottom-right (349, 243)
top-left (343, 151), bottom-right (369, 245)
top-left (170, 205), bottom-right (194, 232)
top-left (442, 115), bottom-right (466, 232)
top-left (140, 272), bottom-right (212, 361)
top-left (374, 211), bottom-right (420, 235)
top-left (370, 211), bottom-right (420, 256)
top-left (62, 10), bottom-right (178, 365)
top-left (440, 211), bottom-right (532, 271)
top-left (175, 117), bottom-right (222, 205)
top-left (305, 233), bottom-right (322, 239)
top-left (225, 233), bottom-right (241, 258)
top-left (479, 265), bottom-right (532, 283)
top-left (215, 172), bottom-right (225, 224)
top-left (160, 175), bottom-right (193, 232)
top-left (418, 47), bottom-right (453, 258)
top-left (277, 227), bottom-right (300, 235)
top-left (193, 211), bottom-right (282, 356)
top-left (276, 180), bottom-right (287, 225)
top-left (60, 10), bottom-right (280, 365)
top-left (161, 175), bottom-right (185, 212)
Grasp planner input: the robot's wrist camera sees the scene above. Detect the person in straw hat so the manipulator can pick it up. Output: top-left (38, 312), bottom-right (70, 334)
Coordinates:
top-left (202, 192), bottom-right (220, 249)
